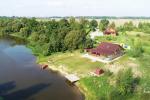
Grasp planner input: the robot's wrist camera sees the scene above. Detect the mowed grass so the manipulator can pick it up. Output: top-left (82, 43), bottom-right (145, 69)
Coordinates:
top-left (39, 51), bottom-right (104, 75)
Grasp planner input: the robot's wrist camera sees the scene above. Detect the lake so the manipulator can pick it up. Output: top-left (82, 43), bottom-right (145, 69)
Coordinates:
top-left (0, 36), bottom-right (84, 100)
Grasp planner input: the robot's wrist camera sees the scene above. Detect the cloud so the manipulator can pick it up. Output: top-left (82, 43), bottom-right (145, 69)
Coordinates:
top-left (47, 1), bottom-right (64, 6)
top-left (0, 0), bottom-right (149, 16)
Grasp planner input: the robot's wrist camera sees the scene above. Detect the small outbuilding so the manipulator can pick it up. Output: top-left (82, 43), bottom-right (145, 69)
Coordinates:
top-left (94, 68), bottom-right (104, 75)
top-left (104, 28), bottom-right (118, 36)
top-left (41, 64), bottom-right (48, 70)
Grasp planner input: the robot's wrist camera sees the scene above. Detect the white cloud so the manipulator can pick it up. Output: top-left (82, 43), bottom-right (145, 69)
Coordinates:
top-left (47, 1), bottom-right (64, 6)
top-left (0, 0), bottom-right (149, 17)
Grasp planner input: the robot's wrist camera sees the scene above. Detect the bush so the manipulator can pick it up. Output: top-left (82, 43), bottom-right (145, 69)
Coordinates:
top-left (108, 89), bottom-right (125, 100)
top-left (107, 69), bottom-right (140, 100)
top-left (127, 39), bottom-right (144, 57)
top-left (106, 36), bottom-right (112, 41)
top-left (127, 48), bottom-right (144, 57)
top-left (116, 69), bottom-right (133, 95)
top-left (104, 70), bottom-right (113, 76)
top-left (43, 50), bottom-right (51, 56)
top-left (116, 69), bottom-right (140, 96)
top-left (136, 34), bottom-right (141, 37)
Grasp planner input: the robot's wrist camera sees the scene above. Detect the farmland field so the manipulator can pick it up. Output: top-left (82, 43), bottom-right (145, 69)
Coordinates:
top-left (37, 18), bottom-right (150, 27)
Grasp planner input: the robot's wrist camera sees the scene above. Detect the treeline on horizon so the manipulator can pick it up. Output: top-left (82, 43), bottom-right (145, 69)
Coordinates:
top-left (1, 16), bottom-right (150, 19)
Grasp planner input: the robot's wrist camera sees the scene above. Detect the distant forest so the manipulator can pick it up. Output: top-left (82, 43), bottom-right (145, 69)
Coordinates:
top-left (1, 16), bottom-right (150, 19)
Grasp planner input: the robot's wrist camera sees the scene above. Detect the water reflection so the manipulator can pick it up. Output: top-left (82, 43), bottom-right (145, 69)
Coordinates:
top-left (0, 36), bottom-right (84, 100)
top-left (0, 82), bottom-right (51, 100)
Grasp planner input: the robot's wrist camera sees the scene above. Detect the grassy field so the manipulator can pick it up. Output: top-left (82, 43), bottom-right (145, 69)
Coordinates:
top-left (86, 31), bottom-right (150, 99)
top-left (38, 51), bottom-right (104, 76)
top-left (106, 19), bottom-right (150, 27)
top-left (37, 31), bottom-right (150, 100)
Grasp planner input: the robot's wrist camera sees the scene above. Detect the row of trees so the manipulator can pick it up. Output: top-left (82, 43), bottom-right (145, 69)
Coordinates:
top-left (0, 17), bottom-right (116, 56)
top-left (117, 21), bottom-right (150, 33)
top-left (138, 22), bottom-right (150, 33)
top-left (117, 21), bottom-right (136, 32)
top-left (0, 17), bottom-right (97, 55)
top-left (99, 20), bottom-right (150, 34)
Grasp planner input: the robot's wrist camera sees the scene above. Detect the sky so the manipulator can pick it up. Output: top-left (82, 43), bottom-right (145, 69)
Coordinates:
top-left (0, 0), bottom-right (149, 17)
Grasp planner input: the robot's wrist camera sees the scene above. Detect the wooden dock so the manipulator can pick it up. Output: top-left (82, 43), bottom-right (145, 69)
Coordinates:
top-left (65, 74), bottom-right (80, 83)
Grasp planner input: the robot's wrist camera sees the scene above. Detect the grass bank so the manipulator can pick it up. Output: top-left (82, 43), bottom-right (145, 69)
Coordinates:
top-left (33, 31), bottom-right (150, 100)
top-left (38, 51), bottom-right (104, 77)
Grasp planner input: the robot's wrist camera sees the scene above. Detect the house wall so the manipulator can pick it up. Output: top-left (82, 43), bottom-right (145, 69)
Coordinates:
top-left (87, 50), bottom-right (124, 60)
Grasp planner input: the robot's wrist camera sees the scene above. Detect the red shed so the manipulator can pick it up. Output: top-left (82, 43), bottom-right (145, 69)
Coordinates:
top-left (94, 68), bottom-right (104, 75)
top-left (41, 64), bottom-right (48, 70)
top-left (104, 28), bottom-right (118, 36)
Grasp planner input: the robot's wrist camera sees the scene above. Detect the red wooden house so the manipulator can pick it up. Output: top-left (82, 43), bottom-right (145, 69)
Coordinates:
top-left (86, 42), bottom-right (124, 59)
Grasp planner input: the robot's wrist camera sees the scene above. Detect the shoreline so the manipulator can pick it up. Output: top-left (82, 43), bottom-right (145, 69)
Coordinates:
top-left (39, 61), bottom-right (88, 100)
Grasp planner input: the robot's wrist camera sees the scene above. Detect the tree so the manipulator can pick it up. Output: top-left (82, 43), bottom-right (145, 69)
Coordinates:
top-left (38, 34), bottom-right (49, 43)
top-left (123, 21), bottom-right (135, 31)
top-left (90, 19), bottom-right (98, 31)
top-left (109, 22), bottom-right (116, 29)
top-left (116, 69), bottom-right (134, 95)
top-left (138, 22), bottom-right (143, 29)
top-left (64, 30), bottom-right (85, 50)
top-left (79, 17), bottom-right (90, 28)
top-left (84, 39), bottom-right (94, 49)
top-left (20, 27), bottom-right (31, 37)
top-left (0, 17), bottom-right (92, 56)
top-left (1, 27), bottom-right (12, 35)
top-left (69, 17), bottom-right (76, 24)
top-left (30, 32), bottom-right (39, 41)
top-left (127, 39), bottom-right (144, 57)
top-left (59, 18), bottom-right (70, 28)
top-left (137, 22), bottom-right (150, 33)
top-left (108, 69), bottom-right (140, 100)
top-left (99, 19), bottom-right (109, 31)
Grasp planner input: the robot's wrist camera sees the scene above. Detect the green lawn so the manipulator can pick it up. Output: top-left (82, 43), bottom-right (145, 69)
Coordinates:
top-left (39, 51), bottom-right (104, 75)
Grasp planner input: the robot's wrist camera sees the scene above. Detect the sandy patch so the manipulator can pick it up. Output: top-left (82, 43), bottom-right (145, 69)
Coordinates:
top-left (105, 63), bottom-right (125, 74)
top-left (82, 53), bottom-right (124, 63)
top-left (104, 61), bottom-right (142, 77)
top-left (128, 62), bottom-right (142, 77)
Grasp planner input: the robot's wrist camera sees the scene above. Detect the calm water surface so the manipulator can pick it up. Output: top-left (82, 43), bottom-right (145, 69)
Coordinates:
top-left (0, 37), bottom-right (84, 100)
